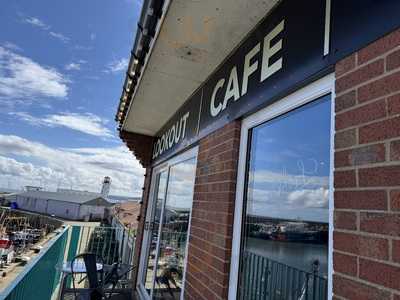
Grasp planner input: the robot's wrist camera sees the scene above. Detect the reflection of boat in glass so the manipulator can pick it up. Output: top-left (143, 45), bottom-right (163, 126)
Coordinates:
top-left (249, 223), bottom-right (275, 239)
top-left (270, 222), bottom-right (328, 244)
top-left (248, 217), bottom-right (328, 244)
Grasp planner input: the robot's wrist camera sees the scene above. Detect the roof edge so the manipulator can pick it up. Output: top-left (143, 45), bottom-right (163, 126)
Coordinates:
top-left (115, 0), bottom-right (170, 131)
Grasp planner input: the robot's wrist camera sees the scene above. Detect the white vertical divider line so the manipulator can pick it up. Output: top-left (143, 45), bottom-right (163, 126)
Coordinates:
top-left (324, 0), bottom-right (332, 56)
top-left (327, 76), bottom-right (336, 300)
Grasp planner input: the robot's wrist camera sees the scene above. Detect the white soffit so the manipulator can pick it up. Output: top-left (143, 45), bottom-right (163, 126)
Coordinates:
top-left (123, 0), bottom-right (280, 136)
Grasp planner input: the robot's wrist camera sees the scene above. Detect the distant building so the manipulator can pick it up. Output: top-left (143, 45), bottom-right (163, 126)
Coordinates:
top-left (111, 200), bottom-right (141, 231)
top-left (25, 186), bottom-right (43, 192)
top-left (0, 192), bottom-right (16, 206)
top-left (14, 190), bottom-right (112, 221)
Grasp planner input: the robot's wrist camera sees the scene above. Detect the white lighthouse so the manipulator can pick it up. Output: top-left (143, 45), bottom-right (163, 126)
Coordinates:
top-left (101, 176), bottom-right (111, 197)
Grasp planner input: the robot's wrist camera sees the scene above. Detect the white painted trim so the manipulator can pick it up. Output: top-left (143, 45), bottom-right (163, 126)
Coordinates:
top-left (137, 163), bottom-right (168, 300)
top-left (149, 169), bottom-right (170, 299)
top-left (327, 74), bottom-right (336, 300)
top-left (136, 147), bottom-right (199, 300)
top-left (324, 0), bottom-right (332, 56)
top-left (228, 73), bottom-right (335, 300)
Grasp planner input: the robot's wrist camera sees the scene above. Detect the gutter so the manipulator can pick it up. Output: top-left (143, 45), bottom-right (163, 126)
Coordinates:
top-left (115, 0), bottom-right (171, 131)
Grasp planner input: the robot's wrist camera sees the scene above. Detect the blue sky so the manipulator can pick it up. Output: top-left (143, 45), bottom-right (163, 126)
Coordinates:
top-left (0, 0), bottom-right (145, 196)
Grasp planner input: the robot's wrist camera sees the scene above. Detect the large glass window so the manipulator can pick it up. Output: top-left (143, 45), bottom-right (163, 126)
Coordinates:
top-left (239, 95), bottom-right (331, 300)
top-left (144, 171), bottom-right (168, 293)
top-left (153, 158), bottom-right (196, 299)
top-left (138, 149), bottom-right (197, 300)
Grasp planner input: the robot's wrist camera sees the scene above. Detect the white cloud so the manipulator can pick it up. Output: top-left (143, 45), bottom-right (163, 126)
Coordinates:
top-left (49, 31), bottom-right (70, 43)
top-left (65, 60), bottom-right (87, 71)
top-left (105, 58), bottom-right (129, 73)
top-left (65, 62), bottom-right (81, 71)
top-left (251, 169), bottom-right (329, 189)
top-left (74, 45), bottom-right (93, 51)
top-left (10, 112), bottom-right (113, 138)
top-left (24, 16), bottom-right (49, 30)
top-left (2, 42), bottom-right (22, 52)
top-left (0, 134), bottom-right (144, 196)
top-left (0, 47), bottom-right (69, 106)
top-left (246, 169), bottom-right (330, 222)
top-left (22, 16), bottom-right (70, 43)
top-left (287, 187), bottom-right (329, 208)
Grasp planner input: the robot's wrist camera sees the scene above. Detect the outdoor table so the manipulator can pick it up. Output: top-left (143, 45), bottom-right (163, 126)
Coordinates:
top-left (61, 261), bottom-right (103, 273)
top-left (57, 261), bottom-right (104, 299)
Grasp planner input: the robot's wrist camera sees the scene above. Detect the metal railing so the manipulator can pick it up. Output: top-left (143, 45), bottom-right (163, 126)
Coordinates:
top-left (239, 251), bottom-right (328, 300)
top-left (67, 225), bottom-right (134, 266)
top-left (1, 225), bottom-right (135, 300)
top-left (0, 227), bottom-right (68, 300)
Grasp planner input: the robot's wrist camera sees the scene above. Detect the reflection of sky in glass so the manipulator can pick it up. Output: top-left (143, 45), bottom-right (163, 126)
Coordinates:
top-left (165, 158), bottom-right (197, 211)
top-left (247, 96), bottom-right (331, 222)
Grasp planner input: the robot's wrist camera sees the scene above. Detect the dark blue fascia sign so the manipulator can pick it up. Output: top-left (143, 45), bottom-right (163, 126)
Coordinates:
top-left (152, 0), bottom-right (400, 164)
top-left (151, 89), bottom-right (201, 161)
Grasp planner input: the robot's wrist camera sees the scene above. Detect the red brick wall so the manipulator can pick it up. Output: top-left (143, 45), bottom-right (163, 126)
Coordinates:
top-left (333, 29), bottom-right (400, 299)
top-left (184, 122), bottom-right (241, 300)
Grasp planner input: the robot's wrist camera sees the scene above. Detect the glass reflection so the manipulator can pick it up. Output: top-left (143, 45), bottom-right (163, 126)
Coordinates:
top-left (144, 171), bottom-right (168, 293)
top-left (239, 95), bottom-right (331, 300)
top-left (153, 158), bottom-right (196, 300)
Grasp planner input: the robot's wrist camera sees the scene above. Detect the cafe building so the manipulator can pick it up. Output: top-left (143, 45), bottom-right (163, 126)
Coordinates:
top-left (116, 0), bottom-right (400, 299)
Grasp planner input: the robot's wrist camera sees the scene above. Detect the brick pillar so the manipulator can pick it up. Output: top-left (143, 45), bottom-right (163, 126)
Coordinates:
top-left (184, 121), bottom-right (241, 300)
top-left (333, 29), bottom-right (400, 299)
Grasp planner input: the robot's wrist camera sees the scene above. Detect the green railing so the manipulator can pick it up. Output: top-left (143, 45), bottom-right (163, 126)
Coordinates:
top-left (0, 227), bottom-right (68, 300)
top-left (239, 251), bottom-right (328, 300)
top-left (0, 225), bottom-right (135, 300)
top-left (67, 225), bottom-right (135, 266)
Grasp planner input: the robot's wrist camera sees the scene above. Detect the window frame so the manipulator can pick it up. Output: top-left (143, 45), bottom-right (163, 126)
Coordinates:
top-left (137, 146), bottom-right (198, 300)
top-left (228, 73), bottom-right (335, 300)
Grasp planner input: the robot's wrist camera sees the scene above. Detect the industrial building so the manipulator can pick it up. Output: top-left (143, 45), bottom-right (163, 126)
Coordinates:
top-left (9, 177), bottom-right (113, 221)
top-left (13, 190), bottom-right (111, 221)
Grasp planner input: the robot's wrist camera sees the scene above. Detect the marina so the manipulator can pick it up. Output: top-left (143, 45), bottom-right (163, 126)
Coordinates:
top-left (0, 208), bottom-right (62, 284)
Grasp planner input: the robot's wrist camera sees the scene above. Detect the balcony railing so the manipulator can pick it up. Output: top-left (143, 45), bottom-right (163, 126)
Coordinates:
top-left (0, 227), bottom-right (68, 300)
top-left (0, 225), bottom-right (135, 300)
top-left (240, 251), bottom-right (328, 300)
top-left (66, 225), bottom-right (134, 266)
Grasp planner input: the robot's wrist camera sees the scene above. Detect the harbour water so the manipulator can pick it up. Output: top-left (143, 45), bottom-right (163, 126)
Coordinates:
top-left (245, 237), bottom-right (328, 276)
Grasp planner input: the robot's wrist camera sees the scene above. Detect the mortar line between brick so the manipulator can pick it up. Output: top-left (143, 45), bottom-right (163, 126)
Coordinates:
top-left (335, 136), bottom-right (400, 151)
top-left (185, 278), bottom-right (221, 300)
top-left (336, 44), bottom-right (400, 80)
top-left (335, 160), bottom-right (400, 171)
top-left (336, 66), bottom-right (400, 97)
top-left (187, 247), bottom-right (229, 277)
top-left (187, 260), bottom-right (228, 290)
top-left (336, 95), bottom-right (387, 115)
top-left (334, 271), bottom-right (400, 295)
top-left (335, 113), bottom-right (400, 134)
top-left (335, 228), bottom-right (400, 241)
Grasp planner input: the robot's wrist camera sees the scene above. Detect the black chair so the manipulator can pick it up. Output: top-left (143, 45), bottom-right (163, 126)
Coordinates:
top-left (104, 262), bottom-right (136, 291)
top-left (67, 254), bottom-right (134, 300)
top-left (70, 253), bottom-right (104, 300)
